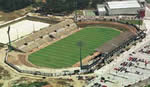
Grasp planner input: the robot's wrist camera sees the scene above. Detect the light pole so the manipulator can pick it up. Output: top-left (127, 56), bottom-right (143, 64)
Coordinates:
top-left (7, 26), bottom-right (12, 51)
top-left (75, 0), bottom-right (77, 22)
top-left (77, 41), bottom-right (83, 70)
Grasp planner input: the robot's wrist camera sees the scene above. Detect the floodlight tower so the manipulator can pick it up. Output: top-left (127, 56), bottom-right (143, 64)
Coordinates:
top-left (7, 26), bottom-right (12, 51)
top-left (75, 0), bottom-right (78, 22)
top-left (77, 41), bottom-right (83, 70)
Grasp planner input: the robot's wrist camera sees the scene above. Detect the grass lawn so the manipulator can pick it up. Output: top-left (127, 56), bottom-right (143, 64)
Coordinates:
top-left (29, 27), bottom-right (120, 68)
top-left (145, 85), bottom-right (150, 87)
top-left (120, 20), bottom-right (143, 25)
top-left (13, 82), bottom-right (48, 87)
top-left (84, 10), bottom-right (96, 16)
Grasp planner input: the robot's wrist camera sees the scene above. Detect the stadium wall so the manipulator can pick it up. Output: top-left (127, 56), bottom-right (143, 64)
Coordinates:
top-left (4, 51), bottom-right (80, 77)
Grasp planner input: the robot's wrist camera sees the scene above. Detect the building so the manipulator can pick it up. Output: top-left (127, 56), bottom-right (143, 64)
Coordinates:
top-left (97, 4), bottom-right (106, 16)
top-left (106, 0), bottom-right (142, 15)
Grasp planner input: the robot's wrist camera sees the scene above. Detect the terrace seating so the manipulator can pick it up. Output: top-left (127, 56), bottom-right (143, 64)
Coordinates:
top-left (49, 32), bottom-right (58, 38)
top-left (56, 28), bottom-right (66, 36)
top-left (28, 42), bottom-right (39, 50)
top-left (72, 23), bottom-right (78, 29)
top-left (35, 38), bottom-right (46, 46)
top-left (13, 39), bottom-right (26, 48)
top-left (37, 30), bottom-right (47, 36)
top-left (41, 27), bottom-right (49, 34)
top-left (43, 35), bottom-right (52, 42)
top-left (21, 46), bottom-right (32, 52)
top-left (29, 33), bottom-right (40, 40)
top-left (23, 37), bottom-right (33, 43)
top-left (12, 19), bottom-right (77, 52)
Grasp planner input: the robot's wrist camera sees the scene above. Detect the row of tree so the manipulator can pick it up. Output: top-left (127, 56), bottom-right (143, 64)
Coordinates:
top-left (0, 0), bottom-right (33, 12)
top-left (36, 0), bottom-right (106, 14)
top-left (38, 0), bottom-right (90, 14)
top-left (0, 0), bottom-right (106, 13)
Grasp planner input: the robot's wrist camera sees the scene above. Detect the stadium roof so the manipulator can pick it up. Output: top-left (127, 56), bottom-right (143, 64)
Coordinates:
top-left (107, 0), bottom-right (141, 9)
top-left (97, 5), bottom-right (106, 12)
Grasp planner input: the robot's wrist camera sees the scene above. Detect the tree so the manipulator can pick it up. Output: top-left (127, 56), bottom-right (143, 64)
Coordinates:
top-left (77, 0), bottom-right (90, 9)
top-left (44, 0), bottom-right (65, 13)
top-left (91, 0), bottom-right (105, 8)
top-left (43, 0), bottom-right (90, 13)
top-left (0, 0), bottom-right (33, 12)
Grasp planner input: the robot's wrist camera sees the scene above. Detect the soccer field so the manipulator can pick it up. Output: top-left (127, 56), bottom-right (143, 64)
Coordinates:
top-left (28, 27), bottom-right (120, 68)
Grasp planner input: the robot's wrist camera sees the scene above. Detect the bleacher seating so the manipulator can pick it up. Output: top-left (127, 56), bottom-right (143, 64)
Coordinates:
top-left (43, 35), bottom-right (52, 42)
top-left (12, 19), bottom-right (77, 52)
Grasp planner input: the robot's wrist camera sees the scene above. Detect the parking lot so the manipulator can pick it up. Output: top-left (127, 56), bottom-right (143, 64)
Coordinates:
top-left (87, 30), bottom-right (150, 87)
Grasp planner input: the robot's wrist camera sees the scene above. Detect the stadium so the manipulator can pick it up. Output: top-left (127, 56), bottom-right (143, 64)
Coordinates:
top-left (1, 15), bottom-right (145, 76)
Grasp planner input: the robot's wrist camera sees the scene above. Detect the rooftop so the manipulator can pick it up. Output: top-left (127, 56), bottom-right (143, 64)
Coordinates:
top-left (107, 0), bottom-right (141, 9)
top-left (97, 4), bottom-right (106, 12)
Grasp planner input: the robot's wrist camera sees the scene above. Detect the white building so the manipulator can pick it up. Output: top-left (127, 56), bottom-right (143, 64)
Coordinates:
top-left (106, 0), bottom-right (142, 15)
top-left (97, 4), bottom-right (106, 16)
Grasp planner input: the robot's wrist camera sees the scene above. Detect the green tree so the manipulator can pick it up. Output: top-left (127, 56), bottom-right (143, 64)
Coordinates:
top-left (0, 0), bottom-right (33, 12)
top-left (43, 0), bottom-right (90, 13)
top-left (91, 0), bottom-right (105, 8)
top-left (77, 0), bottom-right (90, 9)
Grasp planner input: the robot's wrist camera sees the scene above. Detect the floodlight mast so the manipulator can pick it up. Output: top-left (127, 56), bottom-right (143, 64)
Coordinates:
top-left (77, 41), bottom-right (83, 70)
top-left (75, 0), bottom-right (78, 22)
top-left (7, 26), bottom-right (12, 51)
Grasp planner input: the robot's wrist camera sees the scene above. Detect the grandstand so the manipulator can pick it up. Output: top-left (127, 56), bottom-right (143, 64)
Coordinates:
top-left (12, 19), bottom-right (77, 52)
top-left (97, 31), bottom-right (136, 54)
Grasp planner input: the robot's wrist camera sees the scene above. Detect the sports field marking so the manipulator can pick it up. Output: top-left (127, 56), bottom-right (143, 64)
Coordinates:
top-left (29, 27), bottom-right (120, 68)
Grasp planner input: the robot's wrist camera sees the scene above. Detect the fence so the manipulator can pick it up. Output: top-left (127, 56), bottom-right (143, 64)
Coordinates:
top-left (4, 50), bottom-right (80, 77)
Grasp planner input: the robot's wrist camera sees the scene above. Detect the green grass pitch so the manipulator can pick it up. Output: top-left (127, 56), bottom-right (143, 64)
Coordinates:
top-left (28, 27), bottom-right (120, 68)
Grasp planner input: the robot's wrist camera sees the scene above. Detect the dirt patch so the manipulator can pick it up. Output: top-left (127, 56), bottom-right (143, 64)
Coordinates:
top-left (7, 55), bottom-right (20, 65)
top-left (7, 52), bottom-right (34, 67)
top-left (77, 21), bottom-right (137, 35)
top-left (18, 54), bottom-right (34, 67)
